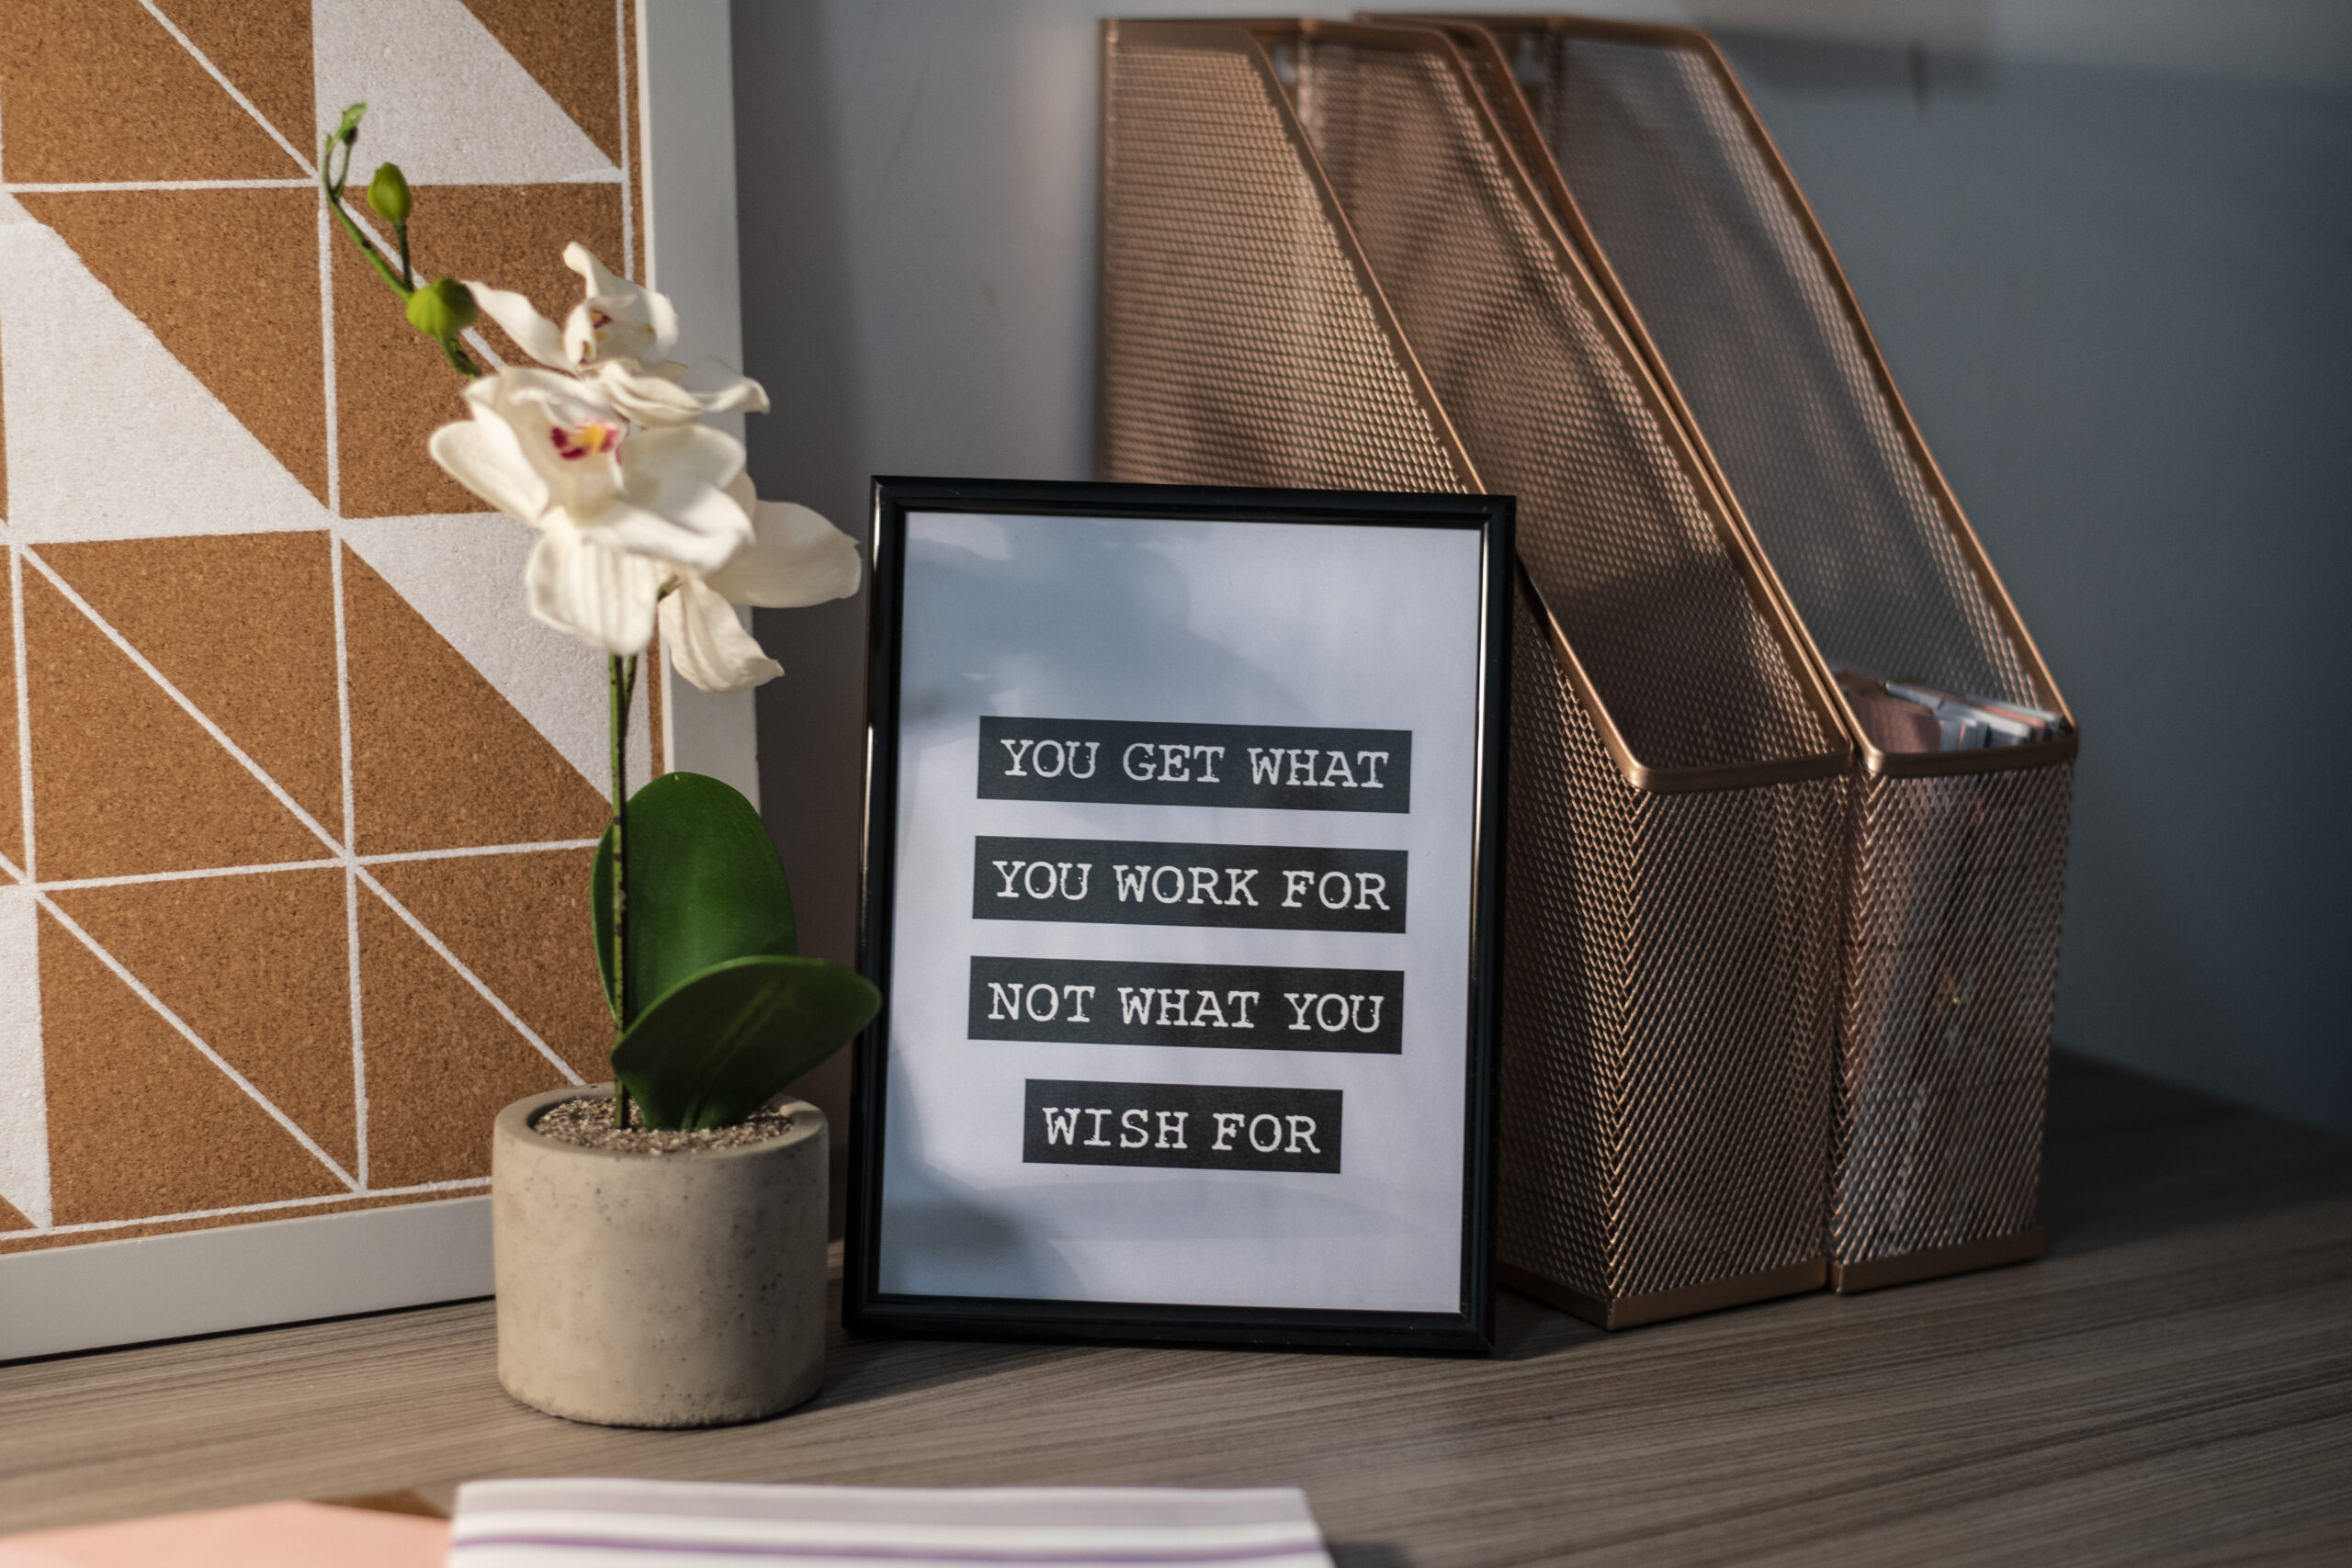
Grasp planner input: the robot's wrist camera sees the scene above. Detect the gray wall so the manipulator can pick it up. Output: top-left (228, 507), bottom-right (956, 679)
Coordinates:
top-left (734, 1), bottom-right (2352, 1143)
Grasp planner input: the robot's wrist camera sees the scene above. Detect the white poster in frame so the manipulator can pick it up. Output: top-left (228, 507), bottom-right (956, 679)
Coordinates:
top-left (847, 478), bottom-right (1511, 1353)
top-left (0, 0), bottom-right (756, 1363)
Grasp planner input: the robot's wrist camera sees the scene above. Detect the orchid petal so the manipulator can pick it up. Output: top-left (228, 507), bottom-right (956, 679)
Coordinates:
top-left (463, 281), bottom-right (570, 369)
top-left (564, 298), bottom-right (659, 368)
top-left (589, 360), bottom-right (771, 426)
top-left (584, 425), bottom-right (752, 572)
top-left (525, 527), bottom-right (662, 655)
top-left (587, 362), bottom-right (705, 425)
top-left (471, 367), bottom-right (628, 518)
top-left (574, 491), bottom-right (748, 577)
top-left (696, 379), bottom-right (768, 416)
top-left (564, 243), bottom-right (631, 299)
top-left (429, 416), bottom-right (549, 524)
top-left (563, 243), bottom-right (680, 364)
top-left (669, 361), bottom-right (769, 415)
top-left (705, 497), bottom-right (863, 608)
top-left (659, 576), bottom-right (785, 694)
top-left (628, 422), bottom-right (747, 487)
top-left (639, 288), bottom-right (680, 363)
top-left (617, 423), bottom-right (748, 521)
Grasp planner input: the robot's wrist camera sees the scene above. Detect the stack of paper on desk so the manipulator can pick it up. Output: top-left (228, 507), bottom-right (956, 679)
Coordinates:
top-left (446, 1479), bottom-right (1337, 1567)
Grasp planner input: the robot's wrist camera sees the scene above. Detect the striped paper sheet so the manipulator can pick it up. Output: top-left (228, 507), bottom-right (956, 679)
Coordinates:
top-left (445, 1480), bottom-right (1336, 1567)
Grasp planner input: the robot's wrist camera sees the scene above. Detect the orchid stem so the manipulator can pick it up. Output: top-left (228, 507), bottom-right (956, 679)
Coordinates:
top-left (608, 652), bottom-right (639, 1129)
top-left (320, 129), bottom-right (410, 305)
top-left (436, 335), bottom-right (481, 378)
top-left (320, 120), bottom-right (481, 378)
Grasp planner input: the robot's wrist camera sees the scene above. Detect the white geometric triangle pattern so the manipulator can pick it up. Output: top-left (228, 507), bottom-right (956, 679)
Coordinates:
top-left (311, 0), bottom-right (621, 186)
top-left (342, 513), bottom-right (652, 792)
top-left (0, 0), bottom-right (647, 1258)
top-left (0, 209), bottom-right (334, 544)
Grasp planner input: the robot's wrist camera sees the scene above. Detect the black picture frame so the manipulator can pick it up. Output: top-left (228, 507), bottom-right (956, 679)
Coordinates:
top-left (846, 478), bottom-right (1512, 1354)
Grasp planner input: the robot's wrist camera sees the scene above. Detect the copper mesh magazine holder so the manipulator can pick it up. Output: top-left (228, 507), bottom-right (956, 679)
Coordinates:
top-left (1381, 14), bottom-right (2080, 1292)
top-left (1100, 19), bottom-right (1852, 1328)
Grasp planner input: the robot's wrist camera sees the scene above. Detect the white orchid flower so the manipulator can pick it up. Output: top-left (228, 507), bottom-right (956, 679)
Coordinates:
top-left (585, 357), bottom-right (771, 429)
top-left (428, 367), bottom-right (753, 656)
top-left (464, 279), bottom-right (570, 369)
top-left (429, 243), bottom-right (856, 690)
top-left (561, 243), bottom-right (677, 367)
top-left (656, 476), bottom-right (864, 694)
top-left (462, 245), bottom-right (764, 426)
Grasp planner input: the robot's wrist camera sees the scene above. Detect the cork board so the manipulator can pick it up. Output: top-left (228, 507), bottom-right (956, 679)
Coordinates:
top-left (0, 0), bottom-right (666, 1258)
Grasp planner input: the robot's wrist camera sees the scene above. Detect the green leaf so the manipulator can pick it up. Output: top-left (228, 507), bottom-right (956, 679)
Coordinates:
top-left (594, 772), bottom-right (796, 1024)
top-left (612, 955), bottom-right (880, 1130)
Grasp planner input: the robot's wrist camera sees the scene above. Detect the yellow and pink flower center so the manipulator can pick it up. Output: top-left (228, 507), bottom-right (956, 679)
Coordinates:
top-left (549, 420), bottom-right (622, 461)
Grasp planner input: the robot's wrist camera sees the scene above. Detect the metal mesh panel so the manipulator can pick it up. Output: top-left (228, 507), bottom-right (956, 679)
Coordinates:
top-left (1530, 31), bottom-right (2037, 708)
top-left (1103, 22), bottom-right (1849, 1322)
top-left (1448, 28), bottom-right (1562, 223)
top-left (1834, 761), bottom-right (2072, 1263)
top-left (1502, 590), bottom-right (1840, 1303)
top-left (1442, 17), bottom-right (2078, 1280)
top-left (1100, 31), bottom-right (1469, 493)
top-left (1286, 34), bottom-right (1831, 774)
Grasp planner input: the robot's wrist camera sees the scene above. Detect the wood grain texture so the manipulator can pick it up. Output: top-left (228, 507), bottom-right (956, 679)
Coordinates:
top-left (3, 1053), bottom-right (2346, 1564)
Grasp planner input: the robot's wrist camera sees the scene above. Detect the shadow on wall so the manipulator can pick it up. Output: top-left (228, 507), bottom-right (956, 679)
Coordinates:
top-left (731, 1), bottom-right (2352, 1151)
top-left (730, 0), bottom-right (1267, 1234)
top-left (734, 0), bottom-right (867, 1235)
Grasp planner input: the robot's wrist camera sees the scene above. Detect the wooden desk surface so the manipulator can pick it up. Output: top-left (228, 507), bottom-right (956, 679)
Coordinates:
top-left (4, 1053), bottom-right (2347, 1564)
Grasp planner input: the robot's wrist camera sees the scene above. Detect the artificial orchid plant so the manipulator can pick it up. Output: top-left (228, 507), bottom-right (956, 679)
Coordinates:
top-left (322, 106), bottom-right (879, 1131)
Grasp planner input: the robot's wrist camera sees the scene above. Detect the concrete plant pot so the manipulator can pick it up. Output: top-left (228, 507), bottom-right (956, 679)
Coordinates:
top-left (492, 1085), bottom-right (828, 1427)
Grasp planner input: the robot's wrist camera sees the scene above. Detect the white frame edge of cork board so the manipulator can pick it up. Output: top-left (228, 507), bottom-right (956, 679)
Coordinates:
top-left (646, 0), bottom-right (761, 809)
top-left (0, 0), bottom-right (753, 1365)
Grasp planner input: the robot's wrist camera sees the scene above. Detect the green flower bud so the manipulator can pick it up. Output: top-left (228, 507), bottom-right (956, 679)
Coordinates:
top-left (406, 276), bottom-right (479, 340)
top-left (367, 162), bottom-right (411, 225)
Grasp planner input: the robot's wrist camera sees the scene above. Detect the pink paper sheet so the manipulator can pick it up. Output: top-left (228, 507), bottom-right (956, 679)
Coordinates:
top-left (0, 1500), bottom-right (447, 1568)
